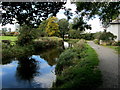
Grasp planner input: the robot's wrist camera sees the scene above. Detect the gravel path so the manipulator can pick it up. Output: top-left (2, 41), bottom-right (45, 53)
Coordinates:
top-left (88, 41), bottom-right (119, 88)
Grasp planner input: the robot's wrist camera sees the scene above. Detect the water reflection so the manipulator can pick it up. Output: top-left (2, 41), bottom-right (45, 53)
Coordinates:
top-left (40, 47), bottom-right (63, 66)
top-left (1, 46), bottom-right (63, 88)
top-left (16, 57), bottom-right (39, 85)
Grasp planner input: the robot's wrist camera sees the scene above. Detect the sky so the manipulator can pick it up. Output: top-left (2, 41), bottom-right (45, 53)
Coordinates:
top-left (0, 1), bottom-right (104, 33)
top-left (56, 0), bottom-right (104, 33)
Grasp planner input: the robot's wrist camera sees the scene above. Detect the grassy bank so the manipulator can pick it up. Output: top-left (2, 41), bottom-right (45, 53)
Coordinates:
top-left (0, 36), bottom-right (17, 41)
top-left (53, 40), bottom-right (102, 88)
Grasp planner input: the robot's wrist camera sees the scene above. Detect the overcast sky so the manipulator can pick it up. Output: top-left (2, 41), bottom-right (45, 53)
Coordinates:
top-left (0, 1), bottom-right (104, 33)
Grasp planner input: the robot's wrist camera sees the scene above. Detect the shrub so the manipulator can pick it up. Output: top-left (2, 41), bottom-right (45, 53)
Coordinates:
top-left (94, 39), bottom-right (99, 44)
top-left (112, 41), bottom-right (120, 46)
top-left (74, 39), bottom-right (86, 49)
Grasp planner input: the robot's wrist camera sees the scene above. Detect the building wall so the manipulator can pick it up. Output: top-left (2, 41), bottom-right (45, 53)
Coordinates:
top-left (107, 24), bottom-right (120, 41)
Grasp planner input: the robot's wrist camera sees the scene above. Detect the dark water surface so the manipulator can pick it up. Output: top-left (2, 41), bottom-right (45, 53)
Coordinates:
top-left (1, 47), bottom-right (64, 88)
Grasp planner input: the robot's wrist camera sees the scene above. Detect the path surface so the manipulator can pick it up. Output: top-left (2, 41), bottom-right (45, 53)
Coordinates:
top-left (88, 41), bottom-right (119, 88)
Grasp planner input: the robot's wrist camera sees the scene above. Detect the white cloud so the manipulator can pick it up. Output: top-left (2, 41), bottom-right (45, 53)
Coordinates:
top-left (86, 18), bottom-right (104, 33)
top-left (57, 0), bottom-right (77, 20)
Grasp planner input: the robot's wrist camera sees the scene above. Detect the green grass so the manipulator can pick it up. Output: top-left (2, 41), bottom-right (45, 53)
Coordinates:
top-left (85, 44), bottom-right (99, 66)
top-left (106, 46), bottom-right (120, 54)
top-left (0, 36), bottom-right (17, 41)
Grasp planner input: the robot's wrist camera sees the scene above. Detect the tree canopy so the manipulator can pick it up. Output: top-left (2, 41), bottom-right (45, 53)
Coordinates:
top-left (2, 2), bottom-right (66, 27)
top-left (58, 18), bottom-right (69, 40)
top-left (46, 16), bottom-right (59, 36)
top-left (72, 17), bottom-right (91, 31)
top-left (75, 2), bottom-right (120, 27)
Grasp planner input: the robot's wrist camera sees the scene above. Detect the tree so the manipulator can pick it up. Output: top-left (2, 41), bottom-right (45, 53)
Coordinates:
top-left (37, 20), bottom-right (48, 37)
top-left (58, 18), bottom-right (69, 40)
top-left (2, 2), bottom-right (66, 27)
top-left (17, 25), bottom-right (39, 46)
top-left (94, 31), bottom-right (102, 40)
top-left (99, 30), bottom-right (117, 42)
top-left (2, 28), bottom-right (7, 35)
top-left (63, 8), bottom-right (73, 21)
top-left (72, 17), bottom-right (91, 31)
top-left (68, 29), bottom-right (81, 39)
top-left (46, 16), bottom-right (59, 36)
top-left (75, 2), bottom-right (120, 27)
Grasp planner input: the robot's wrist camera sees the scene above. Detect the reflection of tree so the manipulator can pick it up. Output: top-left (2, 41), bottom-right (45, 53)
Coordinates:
top-left (2, 58), bottom-right (14, 65)
top-left (40, 47), bottom-right (63, 66)
top-left (16, 57), bottom-right (39, 84)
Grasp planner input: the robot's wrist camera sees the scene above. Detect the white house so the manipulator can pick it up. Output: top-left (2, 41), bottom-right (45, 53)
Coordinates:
top-left (107, 18), bottom-right (120, 41)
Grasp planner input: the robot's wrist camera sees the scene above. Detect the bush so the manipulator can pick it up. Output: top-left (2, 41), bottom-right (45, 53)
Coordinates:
top-left (2, 43), bottom-right (35, 62)
top-left (94, 39), bottom-right (99, 44)
top-left (33, 37), bottom-right (63, 51)
top-left (112, 41), bottom-right (120, 46)
top-left (74, 39), bottom-right (86, 49)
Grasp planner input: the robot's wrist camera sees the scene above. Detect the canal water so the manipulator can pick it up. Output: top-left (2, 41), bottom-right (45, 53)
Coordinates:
top-left (1, 42), bottom-right (70, 88)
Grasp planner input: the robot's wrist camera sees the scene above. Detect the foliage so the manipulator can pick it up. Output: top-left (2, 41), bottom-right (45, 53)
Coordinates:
top-left (2, 44), bottom-right (35, 61)
top-left (94, 39), bottom-right (99, 44)
top-left (68, 29), bottom-right (81, 39)
top-left (2, 2), bottom-right (66, 27)
top-left (58, 18), bottom-right (69, 40)
top-left (75, 2), bottom-right (120, 27)
top-left (99, 31), bottom-right (117, 42)
top-left (112, 41), bottom-right (120, 46)
top-left (94, 31), bottom-right (117, 42)
top-left (54, 40), bottom-right (102, 88)
top-left (74, 39), bottom-right (86, 49)
top-left (72, 17), bottom-right (91, 31)
top-left (17, 25), bottom-right (39, 46)
top-left (63, 8), bottom-right (73, 21)
top-left (46, 16), bottom-right (59, 36)
top-left (37, 20), bottom-right (48, 37)
top-left (93, 32), bottom-right (102, 40)
top-left (81, 33), bottom-right (94, 40)
top-left (34, 37), bottom-right (63, 50)
top-left (2, 37), bottom-right (63, 61)
top-left (64, 39), bottom-right (79, 44)
top-left (1, 28), bottom-right (7, 35)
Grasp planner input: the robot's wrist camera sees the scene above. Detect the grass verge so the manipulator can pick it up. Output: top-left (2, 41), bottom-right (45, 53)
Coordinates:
top-left (105, 46), bottom-right (120, 54)
top-left (53, 40), bottom-right (102, 88)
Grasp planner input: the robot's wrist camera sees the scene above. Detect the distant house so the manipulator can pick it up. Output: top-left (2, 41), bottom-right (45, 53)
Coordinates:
top-left (107, 17), bottom-right (120, 41)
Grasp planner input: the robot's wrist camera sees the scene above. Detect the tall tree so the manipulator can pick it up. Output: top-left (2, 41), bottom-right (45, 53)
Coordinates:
top-left (37, 20), bottom-right (48, 37)
top-left (75, 2), bottom-right (120, 27)
top-left (2, 2), bottom-right (66, 27)
top-left (46, 16), bottom-right (59, 36)
top-left (72, 17), bottom-right (91, 31)
top-left (58, 18), bottom-right (69, 40)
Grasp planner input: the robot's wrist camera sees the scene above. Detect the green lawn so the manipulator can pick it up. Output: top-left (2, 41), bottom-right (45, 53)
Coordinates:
top-left (0, 36), bottom-right (17, 41)
top-left (106, 46), bottom-right (120, 54)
